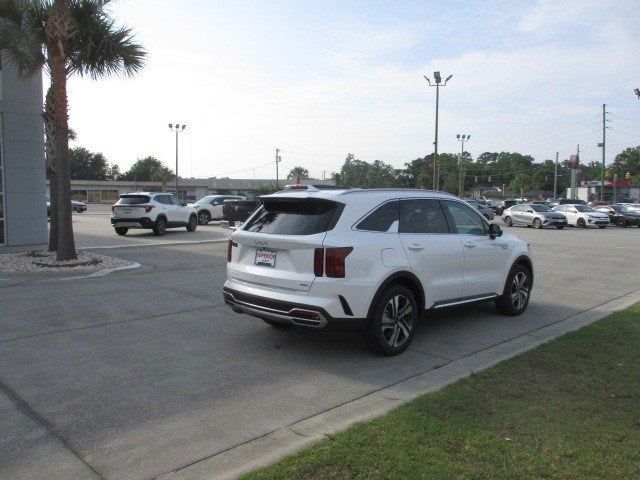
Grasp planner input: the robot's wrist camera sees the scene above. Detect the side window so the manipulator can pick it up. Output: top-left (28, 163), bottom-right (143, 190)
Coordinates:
top-left (356, 200), bottom-right (399, 232)
top-left (444, 201), bottom-right (487, 235)
top-left (170, 195), bottom-right (183, 206)
top-left (155, 195), bottom-right (170, 205)
top-left (399, 199), bottom-right (449, 234)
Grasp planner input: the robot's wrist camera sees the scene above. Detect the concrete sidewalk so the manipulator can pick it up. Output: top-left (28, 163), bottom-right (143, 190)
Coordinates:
top-left (1, 227), bottom-right (639, 480)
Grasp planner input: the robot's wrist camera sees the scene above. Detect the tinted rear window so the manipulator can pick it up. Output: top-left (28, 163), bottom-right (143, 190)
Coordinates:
top-left (244, 198), bottom-right (343, 235)
top-left (116, 195), bottom-right (150, 205)
top-left (356, 201), bottom-right (399, 232)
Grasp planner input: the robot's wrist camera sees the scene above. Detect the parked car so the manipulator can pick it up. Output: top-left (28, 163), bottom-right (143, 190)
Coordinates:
top-left (465, 199), bottom-right (495, 220)
top-left (111, 192), bottom-right (197, 236)
top-left (46, 200), bottom-right (87, 216)
top-left (552, 204), bottom-right (609, 228)
top-left (188, 195), bottom-right (245, 224)
top-left (502, 203), bottom-right (567, 229)
top-left (548, 198), bottom-right (586, 208)
top-left (222, 199), bottom-right (259, 223)
top-left (224, 188), bottom-right (533, 355)
top-left (594, 204), bottom-right (640, 227)
top-left (493, 198), bottom-right (518, 215)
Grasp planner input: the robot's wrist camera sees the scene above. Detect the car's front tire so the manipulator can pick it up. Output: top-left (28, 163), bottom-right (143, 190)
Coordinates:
top-left (115, 227), bottom-right (128, 236)
top-left (577, 218), bottom-right (586, 228)
top-left (504, 216), bottom-right (513, 227)
top-left (556, 226), bottom-right (564, 229)
top-left (153, 217), bottom-right (167, 236)
top-left (495, 264), bottom-right (531, 316)
top-left (617, 218), bottom-right (627, 228)
top-left (363, 285), bottom-right (418, 355)
top-left (187, 214), bottom-right (198, 232)
top-left (198, 210), bottom-right (211, 225)
top-left (533, 218), bottom-right (542, 229)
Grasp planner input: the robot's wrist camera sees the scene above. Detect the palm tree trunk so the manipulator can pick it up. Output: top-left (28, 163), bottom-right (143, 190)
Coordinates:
top-left (44, 87), bottom-right (58, 252)
top-left (48, 0), bottom-right (76, 261)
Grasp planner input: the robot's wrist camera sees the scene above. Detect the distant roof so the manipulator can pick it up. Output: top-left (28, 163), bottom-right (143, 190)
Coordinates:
top-left (67, 178), bottom-right (336, 189)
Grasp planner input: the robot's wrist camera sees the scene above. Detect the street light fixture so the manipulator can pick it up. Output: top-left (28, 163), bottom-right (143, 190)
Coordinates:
top-left (424, 71), bottom-right (453, 190)
top-left (457, 134), bottom-right (470, 197)
top-left (168, 123), bottom-right (187, 199)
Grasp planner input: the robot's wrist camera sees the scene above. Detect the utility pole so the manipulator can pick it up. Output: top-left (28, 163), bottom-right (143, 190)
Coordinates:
top-left (600, 103), bottom-right (606, 201)
top-left (424, 72), bottom-right (453, 190)
top-left (553, 152), bottom-right (559, 199)
top-left (168, 123), bottom-right (187, 198)
top-left (613, 173), bottom-right (618, 203)
top-left (456, 134), bottom-right (470, 197)
top-left (275, 148), bottom-right (282, 187)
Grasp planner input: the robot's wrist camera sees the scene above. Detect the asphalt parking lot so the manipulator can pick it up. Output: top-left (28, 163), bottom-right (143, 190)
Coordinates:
top-left (1, 215), bottom-right (640, 480)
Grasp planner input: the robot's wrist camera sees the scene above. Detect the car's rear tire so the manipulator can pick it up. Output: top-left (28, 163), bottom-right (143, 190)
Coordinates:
top-left (362, 285), bottom-right (418, 355)
top-left (495, 264), bottom-right (531, 316)
top-left (556, 226), bottom-right (564, 229)
top-left (598, 225), bottom-right (606, 229)
top-left (153, 217), bottom-right (167, 236)
top-left (198, 210), bottom-right (211, 225)
top-left (504, 216), bottom-right (513, 227)
top-left (187, 214), bottom-right (198, 232)
top-left (115, 227), bottom-right (128, 236)
top-left (617, 218), bottom-right (627, 228)
top-left (533, 218), bottom-right (542, 229)
top-left (577, 218), bottom-right (586, 228)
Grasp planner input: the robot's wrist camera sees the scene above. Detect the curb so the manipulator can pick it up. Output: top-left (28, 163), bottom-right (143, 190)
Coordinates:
top-left (163, 288), bottom-right (640, 480)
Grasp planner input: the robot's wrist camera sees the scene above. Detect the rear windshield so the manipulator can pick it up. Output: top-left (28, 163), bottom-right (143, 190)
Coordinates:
top-left (243, 198), bottom-right (343, 235)
top-left (116, 195), bottom-right (150, 205)
top-left (531, 204), bottom-right (552, 212)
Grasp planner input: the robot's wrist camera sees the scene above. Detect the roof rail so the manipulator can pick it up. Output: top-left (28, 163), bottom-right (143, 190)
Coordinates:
top-left (338, 188), bottom-right (439, 195)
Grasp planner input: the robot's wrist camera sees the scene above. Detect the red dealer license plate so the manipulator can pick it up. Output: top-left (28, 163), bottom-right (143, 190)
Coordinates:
top-left (255, 248), bottom-right (276, 267)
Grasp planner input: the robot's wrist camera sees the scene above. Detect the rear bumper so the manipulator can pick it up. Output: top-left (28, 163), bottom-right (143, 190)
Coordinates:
top-left (111, 217), bottom-right (155, 228)
top-left (222, 286), bottom-right (367, 332)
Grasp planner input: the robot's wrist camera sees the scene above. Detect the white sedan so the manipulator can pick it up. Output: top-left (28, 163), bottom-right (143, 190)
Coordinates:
top-left (553, 204), bottom-right (610, 228)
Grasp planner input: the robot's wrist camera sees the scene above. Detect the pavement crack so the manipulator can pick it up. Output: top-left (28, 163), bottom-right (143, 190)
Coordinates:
top-left (288, 426), bottom-right (311, 438)
top-left (0, 378), bottom-right (104, 480)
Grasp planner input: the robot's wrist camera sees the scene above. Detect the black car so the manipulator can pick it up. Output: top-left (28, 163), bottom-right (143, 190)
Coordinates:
top-left (594, 205), bottom-right (640, 227)
top-left (494, 198), bottom-right (518, 215)
top-left (222, 199), bottom-right (259, 223)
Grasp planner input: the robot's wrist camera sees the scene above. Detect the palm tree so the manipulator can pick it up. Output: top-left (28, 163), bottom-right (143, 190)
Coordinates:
top-left (287, 166), bottom-right (310, 183)
top-left (0, 0), bottom-right (145, 260)
top-left (152, 169), bottom-right (175, 192)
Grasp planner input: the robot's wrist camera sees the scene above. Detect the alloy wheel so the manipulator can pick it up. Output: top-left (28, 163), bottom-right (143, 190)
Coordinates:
top-left (381, 295), bottom-right (414, 348)
top-left (510, 271), bottom-right (529, 310)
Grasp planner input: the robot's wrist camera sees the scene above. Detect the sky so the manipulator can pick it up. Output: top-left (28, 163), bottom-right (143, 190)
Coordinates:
top-left (66, 0), bottom-right (640, 180)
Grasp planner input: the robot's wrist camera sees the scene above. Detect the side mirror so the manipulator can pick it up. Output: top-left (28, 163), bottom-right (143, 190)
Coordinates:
top-left (527, 209), bottom-right (534, 213)
top-left (489, 223), bottom-right (502, 239)
top-left (182, 202), bottom-right (187, 207)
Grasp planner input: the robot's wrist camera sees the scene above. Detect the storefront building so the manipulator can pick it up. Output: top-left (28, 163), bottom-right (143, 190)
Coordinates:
top-left (0, 54), bottom-right (47, 250)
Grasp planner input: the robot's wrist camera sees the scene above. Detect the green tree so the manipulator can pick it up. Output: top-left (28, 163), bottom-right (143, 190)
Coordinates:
top-left (610, 146), bottom-right (640, 178)
top-left (151, 168), bottom-right (175, 191)
top-left (106, 163), bottom-right (120, 180)
top-left (287, 166), bottom-right (310, 183)
top-left (0, 0), bottom-right (146, 260)
top-left (69, 147), bottom-right (108, 179)
top-left (121, 157), bottom-right (173, 182)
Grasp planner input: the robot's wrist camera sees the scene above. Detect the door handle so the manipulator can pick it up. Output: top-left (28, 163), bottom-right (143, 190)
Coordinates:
top-left (464, 241), bottom-right (476, 248)
top-left (407, 244), bottom-right (424, 251)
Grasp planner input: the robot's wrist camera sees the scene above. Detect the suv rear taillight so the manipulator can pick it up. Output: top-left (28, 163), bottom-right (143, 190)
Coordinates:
top-left (111, 205), bottom-right (115, 213)
top-left (315, 247), bottom-right (353, 278)
top-left (144, 205), bottom-right (155, 213)
top-left (227, 240), bottom-right (237, 262)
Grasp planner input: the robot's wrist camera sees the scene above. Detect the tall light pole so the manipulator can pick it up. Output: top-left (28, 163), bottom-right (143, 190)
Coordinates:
top-left (168, 123), bottom-right (187, 198)
top-left (424, 72), bottom-right (453, 190)
top-left (598, 103), bottom-right (607, 201)
top-left (275, 148), bottom-right (282, 187)
top-left (553, 152), bottom-right (559, 200)
top-left (456, 134), bottom-right (470, 197)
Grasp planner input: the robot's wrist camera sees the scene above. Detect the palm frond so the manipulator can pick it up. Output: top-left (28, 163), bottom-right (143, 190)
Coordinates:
top-left (0, 0), bottom-right (48, 78)
top-left (68, 0), bottom-right (145, 79)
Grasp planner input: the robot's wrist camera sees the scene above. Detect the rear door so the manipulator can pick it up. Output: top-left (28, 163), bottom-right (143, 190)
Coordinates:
top-left (398, 199), bottom-right (464, 305)
top-left (442, 200), bottom-right (506, 297)
top-left (228, 197), bottom-right (343, 291)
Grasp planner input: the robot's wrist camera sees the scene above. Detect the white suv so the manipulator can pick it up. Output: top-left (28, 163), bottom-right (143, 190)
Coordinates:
top-left (111, 192), bottom-right (198, 236)
top-left (552, 204), bottom-right (610, 228)
top-left (188, 195), bottom-right (245, 224)
top-left (224, 188), bottom-right (534, 355)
